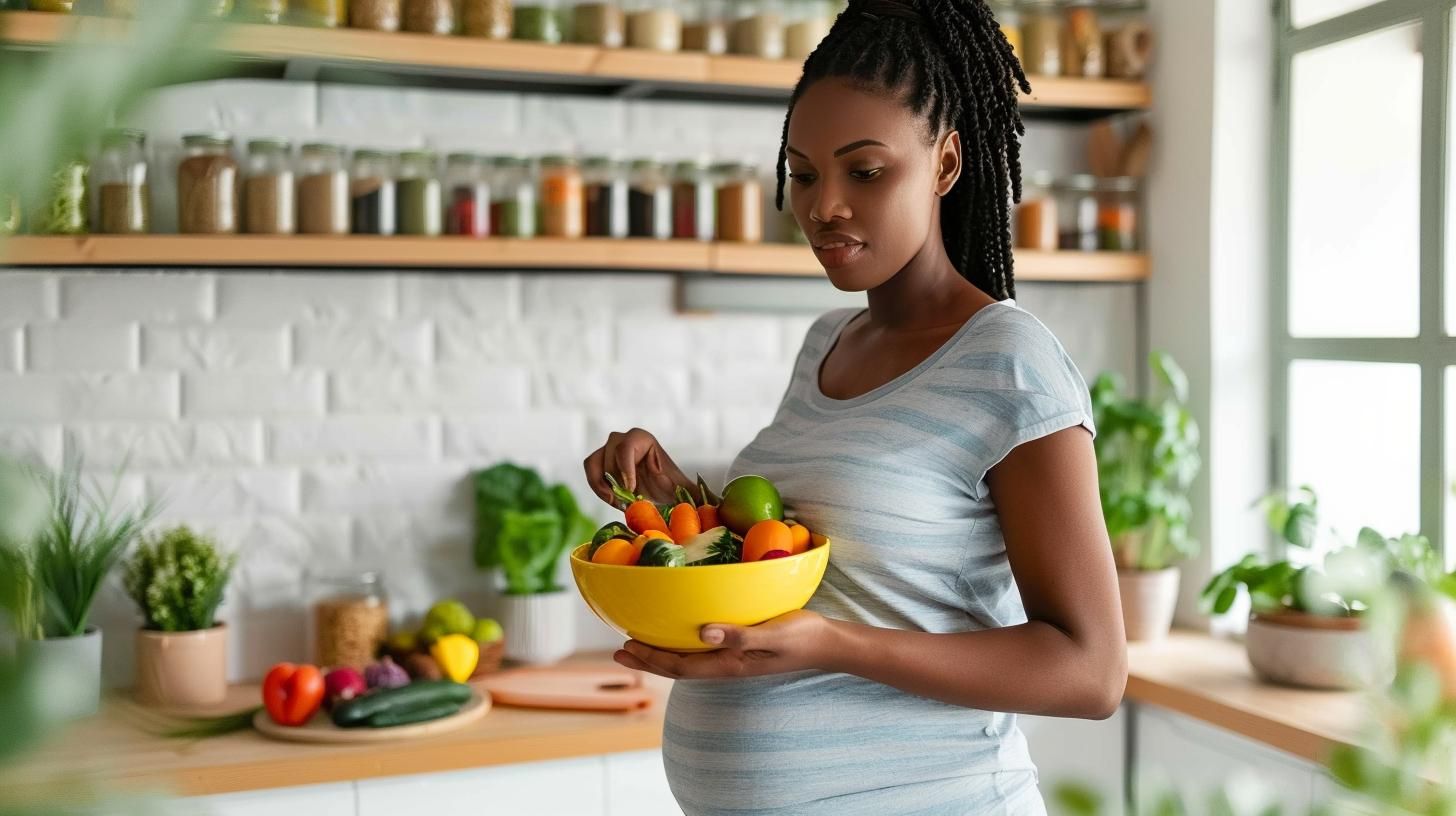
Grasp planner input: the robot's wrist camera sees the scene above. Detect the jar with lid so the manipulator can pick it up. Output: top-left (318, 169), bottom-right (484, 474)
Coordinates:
top-left (95, 128), bottom-right (149, 235)
top-left (237, 0), bottom-right (289, 23)
top-left (350, 150), bottom-right (397, 236)
top-left (582, 157), bottom-right (628, 238)
top-left (1014, 170), bottom-right (1056, 251)
top-left (404, 0), bottom-right (456, 33)
top-left (27, 1), bottom-right (75, 12)
top-left (538, 155), bottom-right (585, 238)
top-left (573, 0), bottom-right (624, 46)
top-left (351, 0), bottom-right (402, 31)
top-left (292, 0), bottom-right (347, 26)
top-left (305, 569), bottom-right (389, 671)
top-left (626, 0), bottom-right (681, 52)
top-left (785, 0), bottom-right (832, 60)
top-left (731, 0), bottom-right (785, 60)
top-left (988, 1), bottom-right (1021, 61)
top-left (445, 153), bottom-right (491, 237)
top-left (1019, 1), bottom-right (1061, 76)
top-left (627, 160), bottom-right (671, 240)
top-left (1103, 1), bottom-right (1150, 81)
top-left (244, 138), bottom-right (296, 235)
top-left (671, 160), bottom-right (715, 241)
top-left (463, 0), bottom-right (513, 37)
top-left (1060, 3), bottom-right (1103, 78)
top-left (715, 162), bottom-right (762, 243)
top-left (1096, 176), bottom-right (1138, 251)
top-left (178, 133), bottom-right (239, 235)
top-left (32, 157), bottom-right (88, 235)
top-left (682, 0), bottom-right (728, 54)
top-left (491, 156), bottom-right (538, 237)
top-left (297, 143), bottom-right (350, 235)
top-left (514, 0), bottom-right (563, 42)
top-left (1055, 174), bottom-right (1098, 251)
top-left (396, 150), bottom-right (443, 236)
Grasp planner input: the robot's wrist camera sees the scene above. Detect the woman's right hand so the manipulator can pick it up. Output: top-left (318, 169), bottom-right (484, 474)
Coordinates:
top-left (583, 428), bottom-right (691, 508)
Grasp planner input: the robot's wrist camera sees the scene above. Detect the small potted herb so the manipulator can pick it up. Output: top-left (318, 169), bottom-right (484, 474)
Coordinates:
top-left (123, 525), bottom-right (237, 709)
top-left (1091, 351), bottom-right (1201, 641)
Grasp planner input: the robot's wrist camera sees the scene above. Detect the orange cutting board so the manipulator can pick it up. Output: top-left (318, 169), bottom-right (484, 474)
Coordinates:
top-left (473, 666), bottom-right (654, 712)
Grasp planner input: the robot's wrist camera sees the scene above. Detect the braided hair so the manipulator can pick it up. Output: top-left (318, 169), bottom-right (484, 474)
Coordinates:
top-left (776, 0), bottom-right (1030, 300)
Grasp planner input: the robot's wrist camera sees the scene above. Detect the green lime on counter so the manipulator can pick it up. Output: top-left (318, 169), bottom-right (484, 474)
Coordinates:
top-left (718, 475), bottom-right (784, 534)
top-left (472, 618), bottom-right (503, 644)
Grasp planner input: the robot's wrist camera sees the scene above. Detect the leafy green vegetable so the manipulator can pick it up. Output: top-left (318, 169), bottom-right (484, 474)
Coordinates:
top-left (474, 463), bottom-right (596, 595)
top-left (123, 525), bottom-right (236, 633)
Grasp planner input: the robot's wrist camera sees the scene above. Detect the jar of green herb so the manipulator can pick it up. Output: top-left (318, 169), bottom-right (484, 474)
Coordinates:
top-left (514, 0), bottom-right (562, 42)
top-left (33, 158), bottom-right (89, 235)
top-left (397, 150), bottom-right (442, 236)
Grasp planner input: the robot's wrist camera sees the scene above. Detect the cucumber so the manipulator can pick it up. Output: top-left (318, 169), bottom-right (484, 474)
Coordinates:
top-left (365, 699), bottom-right (466, 728)
top-left (331, 680), bottom-right (472, 728)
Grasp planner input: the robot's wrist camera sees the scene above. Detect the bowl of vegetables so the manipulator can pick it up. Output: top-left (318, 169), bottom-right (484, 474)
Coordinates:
top-left (570, 474), bottom-right (830, 652)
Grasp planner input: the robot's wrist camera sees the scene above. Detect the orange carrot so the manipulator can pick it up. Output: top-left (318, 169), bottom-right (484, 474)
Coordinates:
top-left (787, 522), bottom-right (811, 554)
top-left (592, 538), bottom-right (638, 566)
top-left (697, 504), bottom-right (719, 530)
top-left (669, 502), bottom-right (701, 542)
top-left (624, 501), bottom-right (669, 536)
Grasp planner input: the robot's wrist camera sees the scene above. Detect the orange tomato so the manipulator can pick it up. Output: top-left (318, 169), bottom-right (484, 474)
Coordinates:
top-left (591, 538), bottom-right (638, 566)
top-left (742, 520), bottom-right (793, 562)
top-left (631, 530), bottom-right (673, 561)
top-left (787, 522), bottom-right (811, 555)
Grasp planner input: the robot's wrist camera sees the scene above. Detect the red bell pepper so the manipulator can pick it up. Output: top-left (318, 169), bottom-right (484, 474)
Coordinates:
top-left (262, 663), bottom-right (325, 727)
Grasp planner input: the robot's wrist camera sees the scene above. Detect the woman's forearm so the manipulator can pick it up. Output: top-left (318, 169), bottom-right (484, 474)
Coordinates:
top-left (821, 617), bottom-right (1127, 719)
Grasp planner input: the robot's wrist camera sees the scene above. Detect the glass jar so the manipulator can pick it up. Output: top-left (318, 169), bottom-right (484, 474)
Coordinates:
top-left (396, 150), bottom-right (442, 236)
top-left (177, 133), bottom-right (239, 235)
top-left (671, 160), bottom-right (715, 241)
top-left (292, 0), bottom-right (346, 26)
top-left (237, 0), bottom-right (288, 23)
top-left (404, 0), bottom-right (456, 33)
top-left (95, 128), bottom-right (149, 235)
top-left (463, 0), bottom-right (513, 37)
top-left (0, 191), bottom-right (19, 236)
top-left (1060, 4), bottom-right (1103, 78)
top-left (990, 2), bottom-right (1021, 60)
top-left (1013, 170), bottom-right (1056, 251)
top-left (1096, 176), bottom-right (1138, 251)
top-left (1055, 174), bottom-right (1098, 252)
top-left (682, 0), bottom-right (728, 54)
top-left (242, 138), bottom-right (296, 235)
top-left (538, 155), bottom-right (584, 238)
top-left (573, 0), bottom-right (624, 46)
top-left (297, 143), bottom-right (350, 235)
top-left (33, 157), bottom-right (88, 235)
top-left (350, 149), bottom-right (397, 235)
top-left (626, 0), bottom-right (680, 52)
top-left (731, 0), bottom-right (785, 60)
top-left (785, 0), bottom-right (832, 60)
top-left (202, 0), bottom-right (236, 17)
top-left (715, 162), bottom-right (762, 243)
top-left (1019, 2), bottom-right (1061, 76)
top-left (27, 1), bottom-right (75, 12)
top-left (513, 0), bottom-right (563, 42)
top-left (582, 157), bottom-right (628, 239)
top-left (491, 156), bottom-right (538, 237)
top-left (627, 159), bottom-right (671, 239)
top-left (445, 153), bottom-right (492, 237)
top-left (306, 569), bottom-right (389, 671)
top-left (1105, 20), bottom-right (1151, 80)
top-left (351, 0), bottom-right (402, 31)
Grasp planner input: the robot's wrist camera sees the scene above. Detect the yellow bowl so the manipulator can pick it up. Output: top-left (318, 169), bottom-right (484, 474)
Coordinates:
top-left (570, 536), bottom-right (830, 652)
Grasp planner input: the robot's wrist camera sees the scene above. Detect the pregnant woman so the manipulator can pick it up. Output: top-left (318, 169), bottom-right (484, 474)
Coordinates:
top-left (583, 1), bottom-right (1126, 812)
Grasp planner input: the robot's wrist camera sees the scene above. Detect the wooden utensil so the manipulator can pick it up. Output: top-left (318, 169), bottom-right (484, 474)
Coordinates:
top-left (1120, 122), bottom-right (1153, 179)
top-left (474, 666), bottom-right (655, 712)
top-left (1088, 121), bottom-right (1122, 179)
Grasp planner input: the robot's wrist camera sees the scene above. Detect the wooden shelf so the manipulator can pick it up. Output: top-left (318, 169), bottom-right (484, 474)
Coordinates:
top-left (0, 236), bottom-right (1150, 283)
top-left (0, 11), bottom-right (1151, 113)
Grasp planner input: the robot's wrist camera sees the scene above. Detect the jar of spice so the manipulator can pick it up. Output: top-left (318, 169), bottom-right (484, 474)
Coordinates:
top-left (1055, 174), bottom-right (1098, 252)
top-left (573, 1), bottom-right (624, 46)
top-left (297, 143), bottom-right (350, 235)
top-left (682, 0), bottom-right (728, 54)
top-left (731, 0), bottom-right (785, 60)
top-left (243, 138), bottom-right (296, 235)
top-left (396, 150), bottom-right (443, 236)
top-left (1060, 4), bottom-right (1103, 78)
top-left (1019, 2), bottom-right (1061, 76)
top-left (582, 156), bottom-right (628, 238)
top-left (27, 0), bottom-right (75, 12)
top-left (671, 160), bottom-right (715, 241)
top-left (463, 0), bottom-right (513, 37)
top-left (1096, 176), bottom-right (1138, 251)
top-left (350, 150), bottom-right (397, 236)
top-left (237, 0), bottom-right (289, 24)
top-left (785, 0), bottom-right (832, 60)
top-left (351, 0), bottom-right (402, 31)
top-left (33, 158), bottom-right (88, 235)
top-left (404, 0), bottom-right (456, 33)
top-left (514, 0), bottom-right (563, 42)
top-left (95, 128), bottom-right (149, 235)
top-left (491, 156), bottom-right (538, 237)
top-left (627, 159), bottom-right (671, 239)
top-left (538, 155), bottom-right (585, 238)
top-left (306, 569), bottom-right (389, 671)
top-left (1013, 170), bottom-right (1056, 251)
top-left (445, 153), bottom-right (491, 237)
top-left (177, 133), bottom-right (239, 235)
top-left (715, 162), bottom-right (762, 243)
top-left (626, 0), bottom-right (681, 52)
top-left (292, 0), bottom-right (346, 26)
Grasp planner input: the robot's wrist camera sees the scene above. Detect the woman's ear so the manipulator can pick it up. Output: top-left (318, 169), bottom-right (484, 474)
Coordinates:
top-left (935, 130), bottom-right (963, 197)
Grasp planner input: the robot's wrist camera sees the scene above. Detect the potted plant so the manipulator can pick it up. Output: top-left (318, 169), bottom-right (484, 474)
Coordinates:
top-left (123, 525), bottom-right (237, 709)
top-left (1090, 351), bottom-right (1201, 641)
top-left (474, 462), bottom-right (596, 665)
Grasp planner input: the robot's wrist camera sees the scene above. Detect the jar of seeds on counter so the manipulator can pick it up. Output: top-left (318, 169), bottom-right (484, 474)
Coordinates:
top-left (244, 138), bottom-right (296, 235)
top-left (95, 128), bottom-right (149, 235)
top-left (306, 569), bottom-right (389, 671)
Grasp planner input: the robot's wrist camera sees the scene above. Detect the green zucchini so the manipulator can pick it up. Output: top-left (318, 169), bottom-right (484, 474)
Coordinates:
top-left (330, 680), bottom-right (471, 728)
top-left (638, 538), bottom-right (686, 567)
top-left (364, 699), bottom-right (466, 728)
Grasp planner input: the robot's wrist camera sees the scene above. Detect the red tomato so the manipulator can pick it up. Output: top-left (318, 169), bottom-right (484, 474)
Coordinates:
top-left (262, 662), bottom-right (326, 727)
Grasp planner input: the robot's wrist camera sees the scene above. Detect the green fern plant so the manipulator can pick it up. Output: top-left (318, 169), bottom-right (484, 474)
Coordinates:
top-left (123, 526), bottom-right (236, 632)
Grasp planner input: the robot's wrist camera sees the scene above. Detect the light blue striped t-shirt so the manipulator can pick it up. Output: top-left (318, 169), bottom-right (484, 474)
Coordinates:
top-left (662, 300), bottom-right (1096, 815)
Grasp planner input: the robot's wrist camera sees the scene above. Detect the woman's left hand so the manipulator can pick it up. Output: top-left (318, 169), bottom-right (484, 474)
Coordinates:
top-left (613, 610), bottom-right (840, 679)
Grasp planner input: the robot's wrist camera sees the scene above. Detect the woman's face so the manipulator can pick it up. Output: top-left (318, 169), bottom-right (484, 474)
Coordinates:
top-left (785, 77), bottom-right (962, 292)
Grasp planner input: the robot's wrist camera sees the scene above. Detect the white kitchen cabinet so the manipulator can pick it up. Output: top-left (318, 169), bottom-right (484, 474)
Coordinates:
top-left (1020, 708), bottom-right (1127, 816)
top-left (605, 750), bottom-right (682, 815)
top-left (355, 756), bottom-right (608, 816)
top-left (186, 782), bottom-right (356, 816)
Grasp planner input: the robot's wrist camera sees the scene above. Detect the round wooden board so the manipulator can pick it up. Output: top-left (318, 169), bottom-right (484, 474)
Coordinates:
top-left (252, 689), bottom-right (490, 743)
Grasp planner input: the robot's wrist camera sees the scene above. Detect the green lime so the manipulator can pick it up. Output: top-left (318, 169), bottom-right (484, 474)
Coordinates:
top-left (718, 475), bottom-right (784, 534)
top-left (423, 599), bottom-right (476, 637)
top-left (472, 618), bottom-right (504, 644)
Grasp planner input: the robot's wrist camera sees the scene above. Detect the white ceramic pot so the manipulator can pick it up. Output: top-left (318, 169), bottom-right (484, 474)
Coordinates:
top-left (134, 624), bottom-right (229, 709)
top-left (1117, 566), bottom-right (1180, 642)
top-left (500, 590), bottom-right (576, 666)
top-left (17, 625), bottom-right (103, 719)
top-left (1245, 613), bottom-right (1393, 691)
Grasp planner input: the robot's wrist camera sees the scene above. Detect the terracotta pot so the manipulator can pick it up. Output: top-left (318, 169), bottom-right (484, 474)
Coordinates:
top-left (134, 624), bottom-right (229, 708)
top-left (1117, 566), bottom-right (1180, 642)
top-left (17, 625), bottom-right (103, 719)
top-left (500, 590), bottom-right (576, 666)
top-left (1245, 612), bottom-right (1393, 691)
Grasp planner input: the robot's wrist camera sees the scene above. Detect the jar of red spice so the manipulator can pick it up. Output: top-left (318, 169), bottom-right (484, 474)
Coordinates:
top-left (671, 159), bottom-right (715, 241)
top-left (445, 153), bottom-right (491, 237)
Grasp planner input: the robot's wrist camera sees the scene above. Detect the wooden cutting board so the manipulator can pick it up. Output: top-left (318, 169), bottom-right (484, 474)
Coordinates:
top-left (252, 688), bottom-right (490, 743)
top-left (474, 666), bottom-right (654, 712)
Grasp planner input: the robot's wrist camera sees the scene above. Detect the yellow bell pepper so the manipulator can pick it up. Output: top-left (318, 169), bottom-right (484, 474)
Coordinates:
top-left (430, 634), bottom-right (480, 683)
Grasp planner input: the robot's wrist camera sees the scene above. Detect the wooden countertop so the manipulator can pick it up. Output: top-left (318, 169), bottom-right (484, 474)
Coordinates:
top-left (3, 632), bottom-right (1363, 801)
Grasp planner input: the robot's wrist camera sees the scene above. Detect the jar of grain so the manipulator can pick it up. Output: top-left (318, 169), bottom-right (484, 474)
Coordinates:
top-left (1014, 170), bottom-right (1056, 251)
top-left (573, 1), bottom-right (624, 47)
top-left (491, 156), bottom-right (538, 237)
top-left (237, 0), bottom-right (288, 24)
top-left (682, 0), bottom-right (728, 54)
top-left (583, 156), bottom-right (628, 238)
top-left (671, 159), bottom-right (714, 241)
top-left (297, 143), bottom-right (350, 234)
top-left (351, 149), bottom-right (397, 235)
top-left (445, 152), bottom-right (491, 237)
top-left (1019, 1), bottom-right (1061, 76)
top-left (306, 569), bottom-right (389, 671)
top-left (715, 162), bottom-right (762, 243)
top-left (243, 139), bottom-right (296, 235)
top-left (177, 133), bottom-right (239, 235)
top-left (293, 0), bottom-right (346, 26)
top-left (627, 159), bottom-right (671, 239)
top-left (785, 0), bottom-right (831, 60)
top-left (731, 0), bottom-right (785, 59)
top-left (513, 0), bottom-right (563, 42)
top-left (626, 0), bottom-right (681, 52)
top-left (351, 0), bottom-right (402, 30)
top-left (95, 128), bottom-right (149, 235)
top-left (404, 0), bottom-right (456, 33)
top-left (397, 150), bottom-right (443, 236)
top-left (1060, 4), bottom-right (1103, 78)
top-left (538, 155), bottom-right (584, 238)
top-left (463, 0), bottom-right (512, 38)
